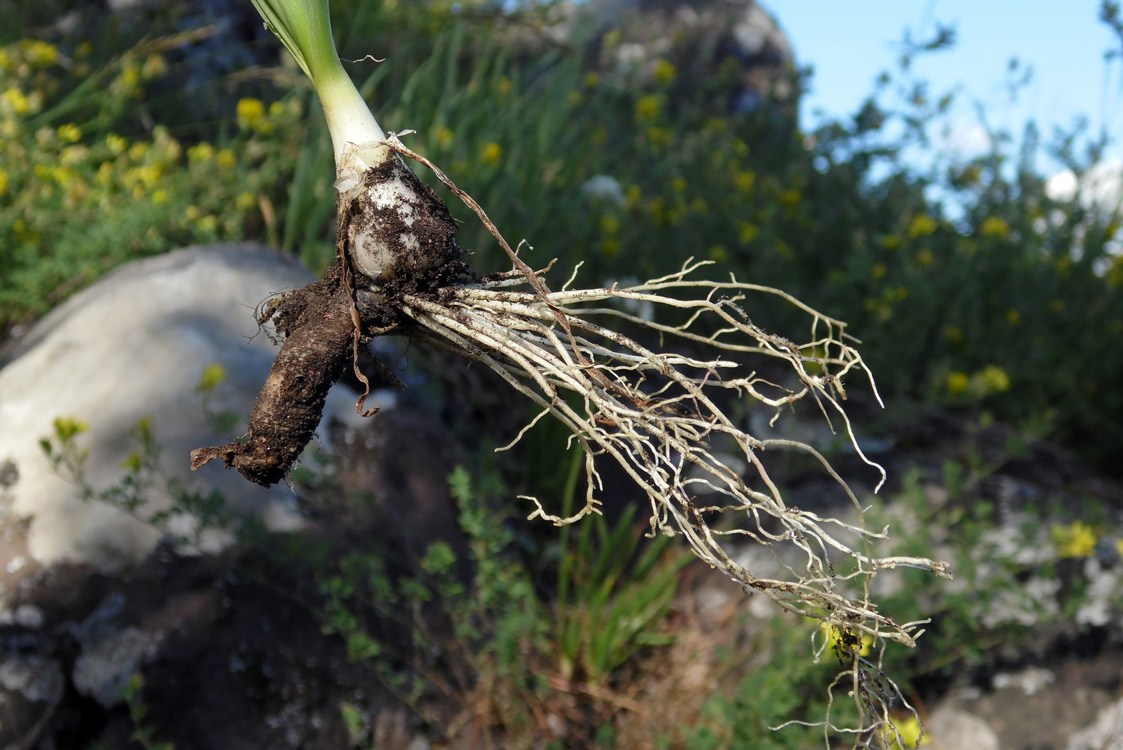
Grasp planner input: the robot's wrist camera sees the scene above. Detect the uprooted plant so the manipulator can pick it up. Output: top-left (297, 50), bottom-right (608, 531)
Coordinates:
top-left (191, 1), bottom-right (949, 743)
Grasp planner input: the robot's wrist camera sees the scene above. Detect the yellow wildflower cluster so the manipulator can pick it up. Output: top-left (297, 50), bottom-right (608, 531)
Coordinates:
top-left (880, 714), bottom-right (930, 749)
top-left (1050, 520), bottom-right (1098, 559)
top-left (480, 141), bottom-right (503, 166)
top-left (236, 97), bottom-right (275, 136)
top-left (599, 211), bottom-right (621, 257)
top-left (945, 365), bottom-right (1011, 399)
top-left (651, 59), bottom-right (677, 85)
top-left (0, 34), bottom-right (309, 327)
top-left (980, 216), bottom-right (1010, 239)
top-left (635, 94), bottom-right (662, 122)
top-left (906, 213), bottom-right (938, 239)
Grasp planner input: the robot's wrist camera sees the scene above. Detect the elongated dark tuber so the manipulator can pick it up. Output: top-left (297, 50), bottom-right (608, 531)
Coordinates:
top-left (190, 267), bottom-right (354, 486)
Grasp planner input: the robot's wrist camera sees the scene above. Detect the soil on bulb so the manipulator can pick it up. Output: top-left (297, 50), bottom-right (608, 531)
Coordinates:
top-left (191, 162), bottom-right (472, 487)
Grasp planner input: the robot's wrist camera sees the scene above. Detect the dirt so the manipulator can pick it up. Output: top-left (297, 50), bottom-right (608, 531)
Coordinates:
top-left (191, 159), bottom-right (472, 487)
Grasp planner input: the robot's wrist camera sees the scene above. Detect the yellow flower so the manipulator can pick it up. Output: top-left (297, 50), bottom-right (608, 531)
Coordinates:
top-left (980, 216), bottom-right (1010, 239)
top-left (60, 144), bottom-right (88, 165)
top-left (915, 249), bottom-right (934, 267)
top-left (598, 214), bottom-right (620, 235)
top-left (187, 143), bottom-right (215, 162)
top-left (216, 149), bottom-right (236, 170)
top-left (236, 97), bottom-right (273, 135)
top-left (106, 133), bottom-right (128, 155)
top-left (1005, 307), bottom-right (1020, 326)
top-left (646, 126), bottom-right (671, 147)
top-left (496, 76), bottom-right (511, 97)
top-left (737, 221), bottom-right (759, 245)
top-left (979, 365), bottom-right (1010, 394)
top-left (0, 168), bottom-right (7, 196)
top-left (625, 184), bottom-right (642, 207)
top-left (635, 94), bottom-right (662, 121)
top-left (880, 714), bottom-right (930, 749)
top-left (57, 123), bottom-right (81, 143)
top-left (652, 59), bottom-right (677, 84)
top-left (779, 188), bottom-right (801, 209)
top-left (946, 371), bottom-right (969, 396)
top-left (733, 170), bottom-right (755, 194)
top-left (113, 63), bottom-right (143, 98)
top-left (142, 53), bottom-right (168, 79)
top-left (600, 238), bottom-right (619, 257)
top-left (671, 177), bottom-right (687, 194)
top-left (583, 72), bottom-right (601, 89)
top-left (906, 213), bottom-right (938, 239)
top-left (197, 363), bottom-right (227, 392)
top-left (871, 262), bottom-right (887, 280)
top-left (52, 416), bottom-right (88, 441)
top-left (21, 39), bottom-right (59, 67)
top-left (1051, 521), bottom-right (1097, 559)
top-left (480, 141), bottom-right (502, 166)
top-left (236, 97), bottom-right (265, 125)
top-left (433, 125), bottom-right (454, 150)
top-left (1, 87), bottom-right (31, 116)
top-left (235, 192), bottom-right (257, 211)
top-left (121, 451), bottom-right (144, 473)
top-left (820, 622), bottom-right (873, 658)
top-left (708, 245), bottom-right (728, 263)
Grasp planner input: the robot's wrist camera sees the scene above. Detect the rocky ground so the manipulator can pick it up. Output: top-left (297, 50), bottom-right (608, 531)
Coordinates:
top-left (0, 245), bottom-right (1120, 748)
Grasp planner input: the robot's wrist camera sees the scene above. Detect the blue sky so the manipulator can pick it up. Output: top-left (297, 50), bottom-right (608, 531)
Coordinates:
top-left (776, 2), bottom-right (1122, 163)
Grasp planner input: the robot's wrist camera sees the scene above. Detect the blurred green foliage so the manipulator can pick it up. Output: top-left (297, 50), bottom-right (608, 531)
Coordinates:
top-left (12, 5), bottom-right (1123, 746)
top-left (3, 0), bottom-right (1120, 470)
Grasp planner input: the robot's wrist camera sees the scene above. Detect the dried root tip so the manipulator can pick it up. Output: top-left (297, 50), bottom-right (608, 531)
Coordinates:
top-left (190, 268), bottom-right (357, 486)
top-left (337, 154), bottom-right (471, 291)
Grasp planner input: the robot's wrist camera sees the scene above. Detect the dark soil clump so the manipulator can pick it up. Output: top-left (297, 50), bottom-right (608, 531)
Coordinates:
top-left (191, 161), bottom-right (471, 486)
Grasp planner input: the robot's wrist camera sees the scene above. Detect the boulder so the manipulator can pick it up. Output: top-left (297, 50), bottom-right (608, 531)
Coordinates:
top-left (577, 0), bottom-right (798, 116)
top-left (0, 244), bottom-right (376, 573)
top-left (1068, 695), bottom-right (1123, 750)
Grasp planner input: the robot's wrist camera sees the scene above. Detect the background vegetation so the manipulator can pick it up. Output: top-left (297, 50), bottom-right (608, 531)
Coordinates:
top-left (4, 1), bottom-right (1122, 747)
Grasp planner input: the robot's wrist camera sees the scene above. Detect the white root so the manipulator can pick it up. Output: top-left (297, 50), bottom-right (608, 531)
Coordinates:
top-left (375, 137), bottom-right (950, 745)
top-left (399, 262), bottom-right (950, 647)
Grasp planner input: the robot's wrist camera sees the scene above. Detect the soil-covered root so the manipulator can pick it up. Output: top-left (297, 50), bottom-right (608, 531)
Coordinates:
top-left (190, 267), bottom-right (357, 486)
top-left (191, 155), bottom-right (470, 487)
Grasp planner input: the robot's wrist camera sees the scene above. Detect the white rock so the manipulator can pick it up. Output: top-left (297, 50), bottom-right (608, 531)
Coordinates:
top-left (0, 244), bottom-right (368, 573)
top-left (72, 626), bottom-right (158, 707)
top-left (993, 666), bottom-right (1056, 696)
top-left (1068, 696), bottom-right (1123, 750)
top-left (0, 655), bottom-right (64, 704)
top-left (927, 706), bottom-right (1000, 750)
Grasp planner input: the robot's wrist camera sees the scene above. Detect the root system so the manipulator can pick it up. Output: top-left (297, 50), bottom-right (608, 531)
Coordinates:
top-left (191, 138), bottom-right (949, 737)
